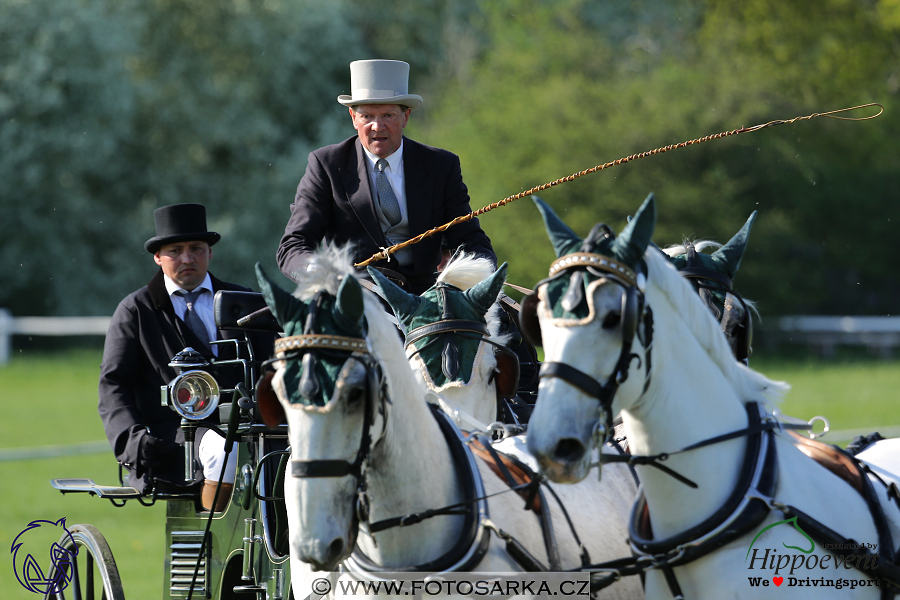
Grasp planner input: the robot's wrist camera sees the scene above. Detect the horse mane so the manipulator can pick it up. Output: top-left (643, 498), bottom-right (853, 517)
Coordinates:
top-left (643, 246), bottom-right (788, 406)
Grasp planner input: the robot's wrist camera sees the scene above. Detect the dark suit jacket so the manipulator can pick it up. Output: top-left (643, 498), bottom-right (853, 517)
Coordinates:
top-left (98, 269), bottom-right (276, 492)
top-left (276, 136), bottom-right (495, 295)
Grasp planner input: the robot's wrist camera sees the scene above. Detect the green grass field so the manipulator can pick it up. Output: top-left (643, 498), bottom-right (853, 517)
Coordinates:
top-left (0, 348), bottom-right (897, 598)
top-left (0, 350), bottom-right (166, 599)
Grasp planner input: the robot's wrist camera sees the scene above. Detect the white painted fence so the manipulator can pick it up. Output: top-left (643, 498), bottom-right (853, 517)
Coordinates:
top-left (0, 309), bottom-right (111, 365)
top-left (2, 310), bottom-right (899, 365)
top-left (773, 315), bottom-right (900, 357)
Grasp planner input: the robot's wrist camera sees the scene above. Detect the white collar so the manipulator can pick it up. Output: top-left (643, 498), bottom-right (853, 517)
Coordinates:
top-left (164, 272), bottom-right (214, 298)
top-left (362, 140), bottom-right (404, 174)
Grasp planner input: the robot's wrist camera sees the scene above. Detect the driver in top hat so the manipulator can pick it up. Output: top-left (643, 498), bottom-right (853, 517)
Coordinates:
top-left (98, 203), bottom-right (276, 510)
top-left (276, 59), bottom-right (496, 295)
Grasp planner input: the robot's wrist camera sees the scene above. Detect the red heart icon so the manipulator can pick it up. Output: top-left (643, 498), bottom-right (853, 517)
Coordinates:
top-left (773, 577), bottom-right (783, 586)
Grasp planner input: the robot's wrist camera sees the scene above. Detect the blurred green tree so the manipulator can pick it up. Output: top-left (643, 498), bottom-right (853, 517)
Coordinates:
top-left (0, 0), bottom-right (364, 315)
top-left (418, 0), bottom-right (900, 315)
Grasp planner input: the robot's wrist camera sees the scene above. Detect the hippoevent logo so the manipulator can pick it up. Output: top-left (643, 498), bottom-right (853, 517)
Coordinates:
top-left (10, 518), bottom-right (77, 594)
top-left (745, 516), bottom-right (881, 590)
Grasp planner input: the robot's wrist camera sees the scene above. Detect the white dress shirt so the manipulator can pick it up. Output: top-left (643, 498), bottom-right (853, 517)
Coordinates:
top-left (164, 273), bottom-right (218, 356)
top-left (362, 141), bottom-right (413, 266)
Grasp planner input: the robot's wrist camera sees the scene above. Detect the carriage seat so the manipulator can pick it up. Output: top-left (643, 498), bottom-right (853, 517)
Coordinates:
top-left (214, 290), bottom-right (282, 332)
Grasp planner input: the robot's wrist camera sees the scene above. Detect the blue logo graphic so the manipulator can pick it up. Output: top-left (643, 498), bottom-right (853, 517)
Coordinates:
top-left (11, 518), bottom-right (78, 594)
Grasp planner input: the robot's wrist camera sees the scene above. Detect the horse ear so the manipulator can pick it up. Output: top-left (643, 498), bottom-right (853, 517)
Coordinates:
top-left (710, 211), bottom-right (757, 278)
top-left (464, 263), bottom-right (508, 314)
top-left (255, 263), bottom-right (305, 333)
top-left (612, 193), bottom-right (656, 267)
top-left (532, 196), bottom-right (583, 258)
top-left (334, 274), bottom-right (365, 328)
top-left (367, 267), bottom-right (421, 321)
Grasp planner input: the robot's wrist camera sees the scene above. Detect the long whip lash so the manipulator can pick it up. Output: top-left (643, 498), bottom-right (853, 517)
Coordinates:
top-left (355, 102), bottom-right (882, 267)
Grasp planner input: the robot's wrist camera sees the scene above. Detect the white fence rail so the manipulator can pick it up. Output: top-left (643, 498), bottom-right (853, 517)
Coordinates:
top-left (2, 311), bottom-right (900, 365)
top-left (0, 309), bottom-right (110, 365)
top-left (773, 315), bottom-right (900, 357)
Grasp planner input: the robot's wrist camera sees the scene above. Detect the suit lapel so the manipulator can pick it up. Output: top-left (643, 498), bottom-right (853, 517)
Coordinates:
top-left (403, 138), bottom-right (432, 237)
top-left (343, 138), bottom-right (387, 247)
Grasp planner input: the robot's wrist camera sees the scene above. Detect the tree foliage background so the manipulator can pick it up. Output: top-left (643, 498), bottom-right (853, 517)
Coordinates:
top-left (2, 0), bottom-right (898, 320)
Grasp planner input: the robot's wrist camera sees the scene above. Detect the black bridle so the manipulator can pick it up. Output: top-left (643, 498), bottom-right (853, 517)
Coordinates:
top-left (679, 242), bottom-right (753, 362)
top-left (520, 250), bottom-right (653, 441)
top-left (267, 291), bottom-right (386, 495)
top-left (404, 282), bottom-right (521, 401)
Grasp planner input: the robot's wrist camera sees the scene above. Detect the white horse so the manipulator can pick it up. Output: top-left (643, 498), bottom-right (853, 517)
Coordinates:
top-left (523, 195), bottom-right (900, 599)
top-left (255, 245), bottom-right (643, 599)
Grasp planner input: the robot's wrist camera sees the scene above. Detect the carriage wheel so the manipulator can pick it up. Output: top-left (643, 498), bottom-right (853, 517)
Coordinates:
top-left (43, 523), bottom-right (125, 600)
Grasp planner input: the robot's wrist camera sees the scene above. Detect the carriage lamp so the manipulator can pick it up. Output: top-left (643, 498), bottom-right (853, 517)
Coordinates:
top-left (165, 370), bottom-right (221, 421)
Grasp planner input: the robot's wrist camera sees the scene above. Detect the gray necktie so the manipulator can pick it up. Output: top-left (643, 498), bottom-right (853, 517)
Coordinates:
top-left (375, 158), bottom-right (402, 226)
top-left (176, 289), bottom-right (211, 348)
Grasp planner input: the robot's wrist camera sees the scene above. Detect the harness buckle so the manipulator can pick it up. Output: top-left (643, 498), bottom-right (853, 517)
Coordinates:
top-left (744, 487), bottom-right (784, 512)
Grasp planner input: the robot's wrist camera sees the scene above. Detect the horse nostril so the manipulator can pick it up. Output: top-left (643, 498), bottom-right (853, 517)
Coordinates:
top-left (553, 438), bottom-right (586, 464)
top-left (326, 537), bottom-right (345, 563)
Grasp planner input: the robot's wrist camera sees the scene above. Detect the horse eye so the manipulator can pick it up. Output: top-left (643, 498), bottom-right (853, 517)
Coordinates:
top-left (602, 311), bottom-right (622, 330)
top-left (346, 386), bottom-right (365, 405)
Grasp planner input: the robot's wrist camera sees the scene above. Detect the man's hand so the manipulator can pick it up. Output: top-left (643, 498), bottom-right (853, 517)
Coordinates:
top-left (138, 434), bottom-right (182, 471)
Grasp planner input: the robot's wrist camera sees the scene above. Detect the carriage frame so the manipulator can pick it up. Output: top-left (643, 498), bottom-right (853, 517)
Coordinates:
top-left (47, 290), bottom-right (293, 600)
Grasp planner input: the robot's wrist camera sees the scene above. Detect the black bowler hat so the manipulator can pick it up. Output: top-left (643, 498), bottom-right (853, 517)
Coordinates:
top-left (144, 204), bottom-right (221, 253)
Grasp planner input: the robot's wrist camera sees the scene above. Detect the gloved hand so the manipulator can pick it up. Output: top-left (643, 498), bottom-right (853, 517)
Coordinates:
top-left (138, 434), bottom-right (182, 472)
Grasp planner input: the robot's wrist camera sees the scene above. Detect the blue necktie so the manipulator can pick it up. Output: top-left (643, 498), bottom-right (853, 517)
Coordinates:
top-left (176, 289), bottom-right (210, 348)
top-left (375, 159), bottom-right (402, 226)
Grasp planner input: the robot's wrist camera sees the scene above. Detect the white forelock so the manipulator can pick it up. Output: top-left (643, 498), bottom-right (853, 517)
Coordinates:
top-left (291, 243), bottom-right (357, 301)
top-left (436, 252), bottom-right (495, 291)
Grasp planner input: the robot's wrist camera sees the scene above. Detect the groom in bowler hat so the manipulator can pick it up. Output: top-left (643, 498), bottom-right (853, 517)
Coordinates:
top-left (99, 203), bottom-right (275, 510)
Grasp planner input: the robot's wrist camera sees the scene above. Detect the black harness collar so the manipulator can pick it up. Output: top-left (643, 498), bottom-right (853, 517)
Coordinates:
top-left (345, 404), bottom-right (493, 574)
top-left (628, 402), bottom-right (776, 561)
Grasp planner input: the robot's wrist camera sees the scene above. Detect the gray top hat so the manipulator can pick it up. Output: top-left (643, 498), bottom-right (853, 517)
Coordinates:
top-left (144, 203), bottom-right (221, 253)
top-left (337, 60), bottom-right (423, 111)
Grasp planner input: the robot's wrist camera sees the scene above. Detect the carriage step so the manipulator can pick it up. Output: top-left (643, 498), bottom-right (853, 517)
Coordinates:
top-left (51, 478), bottom-right (143, 498)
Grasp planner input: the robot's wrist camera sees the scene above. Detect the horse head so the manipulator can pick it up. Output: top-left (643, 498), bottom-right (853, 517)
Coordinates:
top-left (664, 211), bottom-right (757, 362)
top-left (256, 257), bottom-right (384, 571)
top-left (369, 259), bottom-right (511, 428)
top-left (523, 194), bottom-right (656, 483)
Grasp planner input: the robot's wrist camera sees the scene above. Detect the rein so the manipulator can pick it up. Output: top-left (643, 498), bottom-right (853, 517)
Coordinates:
top-left (531, 253), bottom-right (900, 596)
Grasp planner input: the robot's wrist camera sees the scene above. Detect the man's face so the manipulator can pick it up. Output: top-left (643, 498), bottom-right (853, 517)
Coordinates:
top-left (350, 104), bottom-right (410, 158)
top-left (154, 240), bottom-right (212, 291)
